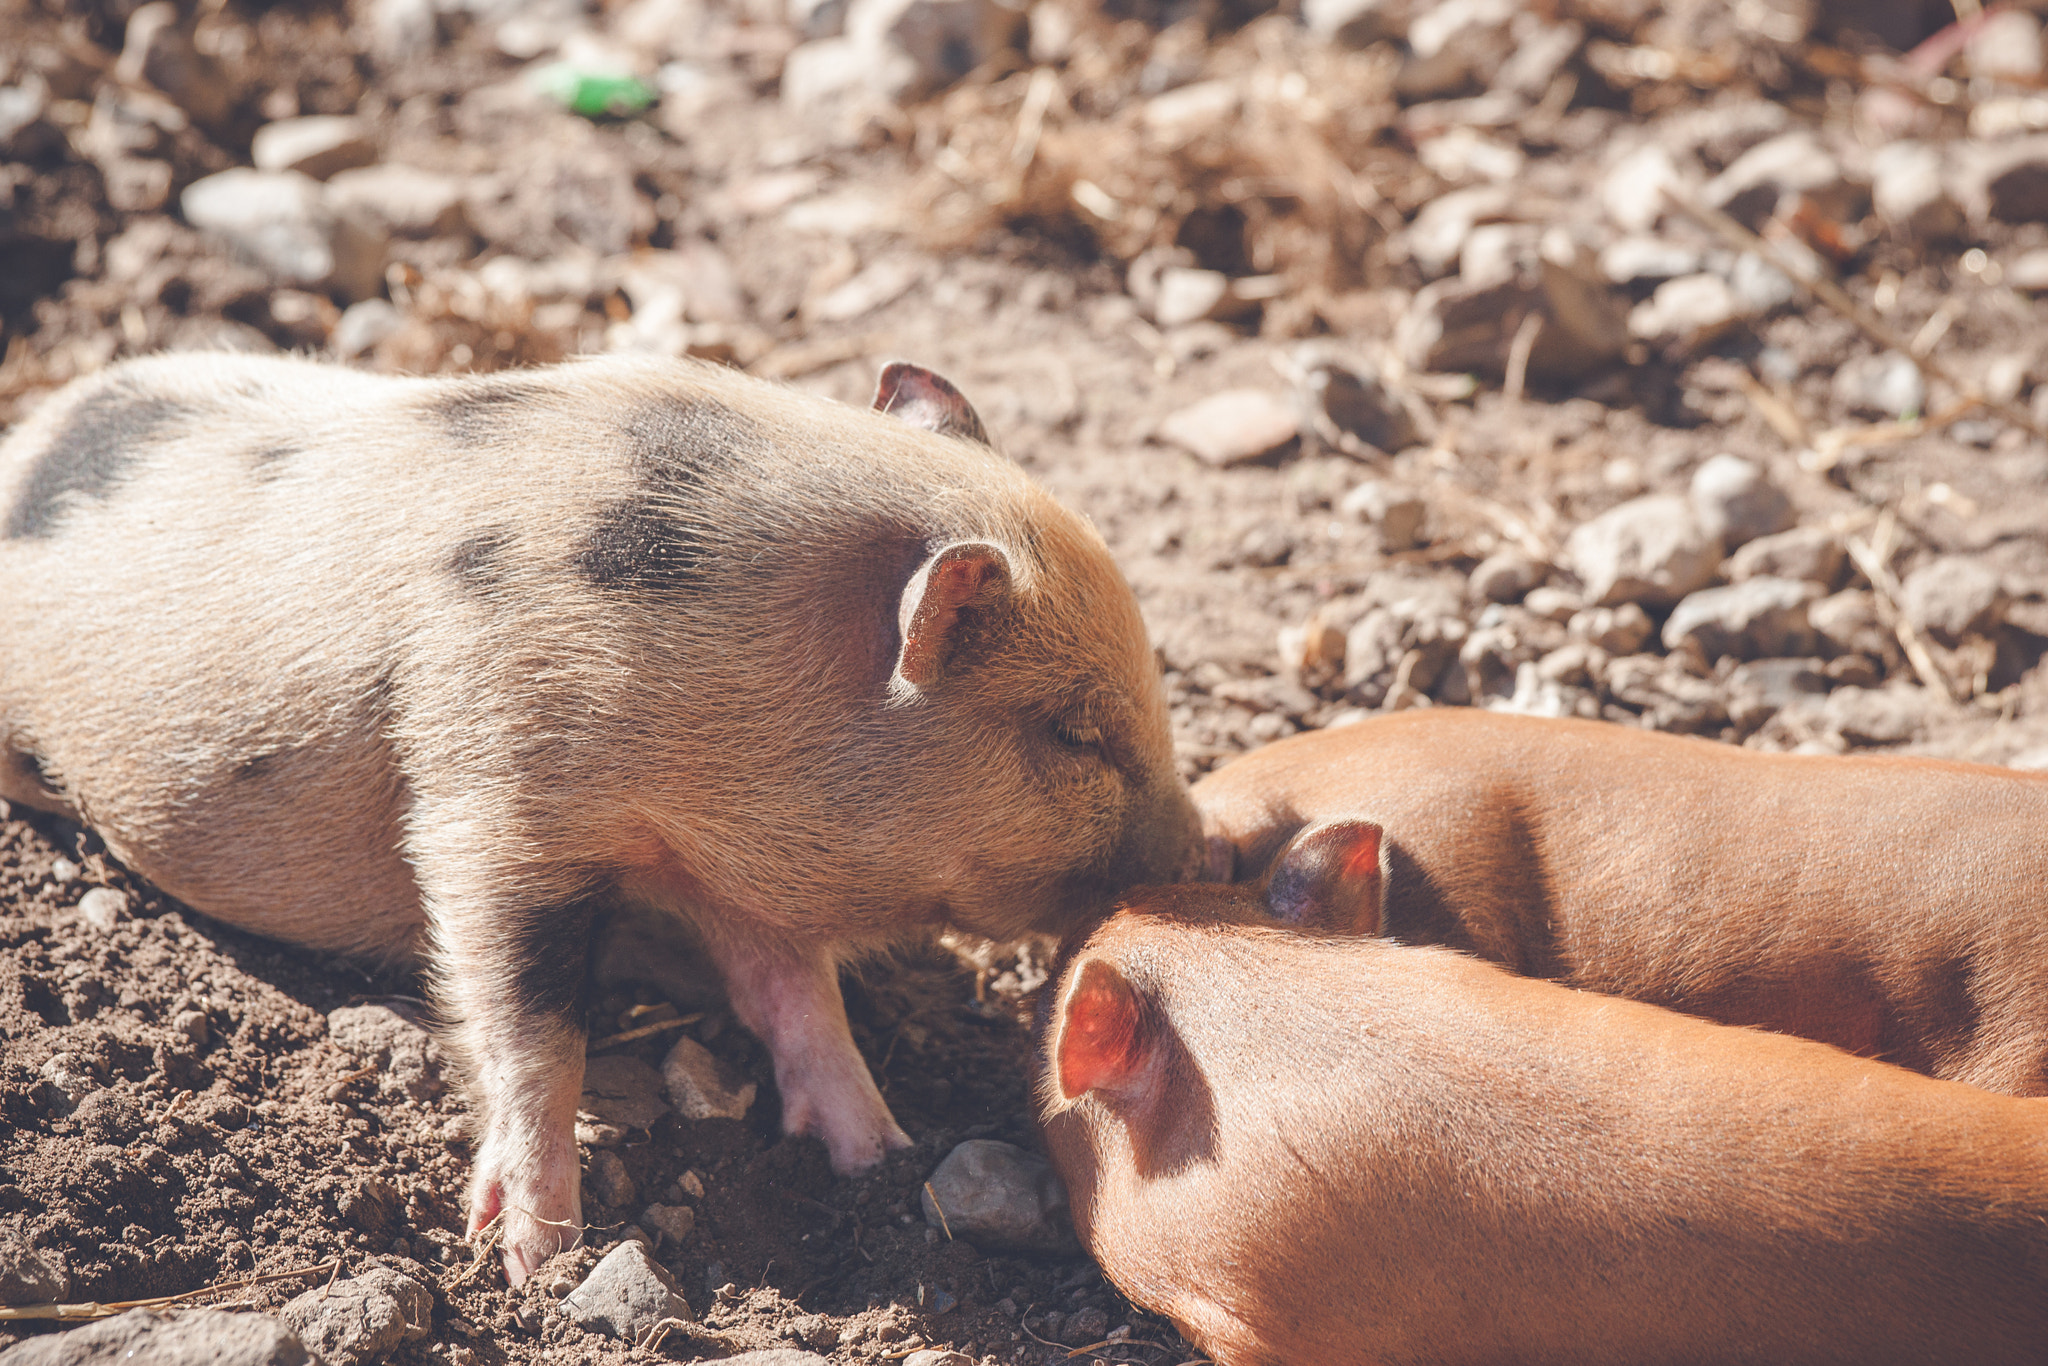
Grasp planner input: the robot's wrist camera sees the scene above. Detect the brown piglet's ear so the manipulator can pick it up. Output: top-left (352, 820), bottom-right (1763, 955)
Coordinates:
top-left (893, 540), bottom-right (1012, 691)
top-left (1054, 957), bottom-right (1149, 1102)
top-left (873, 361), bottom-right (994, 448)
top-left (1264, 820), bottom-right (1389, 935)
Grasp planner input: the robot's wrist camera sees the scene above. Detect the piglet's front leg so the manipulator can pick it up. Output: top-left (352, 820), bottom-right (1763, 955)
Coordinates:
top-left (711, 938), bottom-right (911, 1172)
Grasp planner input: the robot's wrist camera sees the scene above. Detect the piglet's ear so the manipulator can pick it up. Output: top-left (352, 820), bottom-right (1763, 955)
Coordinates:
top-left (873, 361), bottom-right (994, 448)
top-left (1264, 820), bottom-right (1388, 935)
top-left (893, 540), bottom-right (1012, 691)
top-left (1054, 957), bottom-right (1148, 1102)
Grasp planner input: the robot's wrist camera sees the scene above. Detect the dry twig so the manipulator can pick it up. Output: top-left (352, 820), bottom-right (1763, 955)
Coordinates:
top-left (0, 1259), bottom-right (341, 1322)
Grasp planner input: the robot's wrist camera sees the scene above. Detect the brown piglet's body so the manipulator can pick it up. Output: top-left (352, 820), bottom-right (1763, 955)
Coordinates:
top-left (1195, 708), bottom-right (2048, 1091)
top-left (1040, 863), bottom-right (2048, 1366)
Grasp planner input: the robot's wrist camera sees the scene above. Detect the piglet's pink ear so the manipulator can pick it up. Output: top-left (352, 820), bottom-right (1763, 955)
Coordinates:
top-left (893, 540), bottom-right (1012, 691)
top-left (873, 361), bottom-right (993, 447)
top-left (1264, 820), bottom-right (1388, 935)
top-left (1055, 958), bottom-right (1147, 1101)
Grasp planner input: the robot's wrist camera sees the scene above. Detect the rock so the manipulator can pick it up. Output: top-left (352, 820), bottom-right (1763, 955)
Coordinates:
top-left (324, 165), bottom-right (471, 239)
top-left (1566, 495), bottom-right (1720, 608)
top-left (1726, 526), bottom-right (1844, 588)
top-left (1598, 235), bottom-right (1705, 286)
top-left (903, 1352), bottom-right (974, 1366)
top-left (327, 1003), bottom-right (446, 1102)
top-left (639, 1202), bottom-right (697, 1246)
top-left (843, 0), bottom-right (1024, 101)
top-left (118, 3), bottom-right (232, 131)
top-left (1600, 143), bottom-right (1684, 234)
top-left (337, 1177), bottom-right (399, 1234)
top-left (0, 1243), bottom-right (69, 1305)
top-left (1831, 351), bottom-right (1925, 418)
top-left (2007, 248), bottom-right (2048, 292)
top-left (173, 1008), bottom-right (210, 1045)
top-left (180, 170), bottom-right (386, 301)
top-left (1701, 130), bottom-right (1861, 228)
top-left (1397, 184), bottom-right (1512, 277)
top-left (560, 1241), bottom-right (692, 1341)
top-left (1396, 0), bottom-right (1515, 101)
top-left (1965, 8), bottom-right (2046, 80)
top-left (1870, 141), bottom-right (1961, 240)
top-left (1151, 268), bottom-right (1230, 328)
top-left (251, 116), bottom-right (377, 181)
top-left (1604, 654), bottom-right (1727, 735)
top-left (37, 1054), bottom-right (99, 1113)
top-left (1339, 480), bottom-right (1426, 550)
top-left (1158, 391), bottom-right (1300, 467)
top-left (1899, 558), bottom-right (2008, 645)
top-left (1628, 272), bottom-right (1743, 347)
top-left (1823, 684), bottom-right (1939, 746)
top-left (1726, 657), bottom-right (1830, 733)
top-left (1662, 577), bottom-right (1821, 662)
top-left (1292, 351), bottom-right (1418, 455)
top-left (1955, 134), bottom-right (2048, 224)
top-left (1470, 551), bottom-right (1545, 604)
top-left (75, 887), bottom-right (128, 931)
top-left (661, 1037), bottom-right (757, 1121)
top-left (585, 1150), bottom-right (638, 1208)
top-left (279, 1268), bottom-right (428, 1366)
top-left (805, 256), bottom-right (920, 324)
top-left (331, 299), bottom-right (404, 359)
top-left (780, 38), bottom-right (881, 111)
top-left (921, 1140), bottom-right (1080, 1255)
top-left (1725, 251), bottom-right (1797, 316)
top-left (582, 1055), bottom-right (670, 1129)
top-left (719, 1352), bottom-right (831, 1366)
top-left (788, 1315), bottom-right (840, 1351)
top-left (0, 76), bottom-right (56, 161)
top-left (1301, 0), bottom-right (1410, 46)
top-left (0, 1308), bottom-right (310, 1365)
top-left (1809, 588), bottom-right (1891, 659)
top-left (1688, 453), bottom-right (1793, 550)
top-left (1523, 585), bottom-right (1581, 621)
top-left (1398, 266), bottom-right (1625, 381)
top-left (1278, 616), bottom-right (1346, 678)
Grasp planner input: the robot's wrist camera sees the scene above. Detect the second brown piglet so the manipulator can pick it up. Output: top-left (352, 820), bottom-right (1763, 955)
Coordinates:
top-left (1195, 708), bottom-right (2048, 1093)
top-left (1040, 839), bottom-right (2048, 1366)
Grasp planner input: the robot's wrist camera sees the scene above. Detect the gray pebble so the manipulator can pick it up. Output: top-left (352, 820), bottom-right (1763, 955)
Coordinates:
top-left (921, 1139), bottom-right (1081, 1255)
top-left (560, 1240), bottom-right (692, 1342)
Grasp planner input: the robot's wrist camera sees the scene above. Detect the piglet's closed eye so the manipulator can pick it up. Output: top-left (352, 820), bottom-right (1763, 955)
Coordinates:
top-left (1055, 957), bottom-right (1149, 1102)
top-left (1263, 819), bottom-right (1388, 934)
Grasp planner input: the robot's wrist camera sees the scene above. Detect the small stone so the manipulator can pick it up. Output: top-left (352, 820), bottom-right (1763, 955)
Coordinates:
top-left (1809, 589), bottom-right (1891, 659)
top-left (661, 1037), bottom-right (756, 1121)
top-left (1397, 183), bottom-right (1512, 277)
top-left (1302, 0), bottom-right (1410, 45)
top-left (1823, 684), bottom-right (1938, 746)
top-left (172, 1009), bottom-right (210, 1046)
top-left (582, 1055), bottom-right (670, 1131)
top-left (2006, 249), bottom-right (2048, 292)
top-left (679, 1170), bottom-right (705, 1199)
top-left (37, 1054), bottom-right (98, 1113)
top-left (1628, 272), bottom-right (1743, 346)
top-left (1662, 577), bottom-right (1821, 662)
top-left (1158, 390), bottom-right (1300, 467)
top-left (327, 1003), bottom-right (445, 1102)
top-left (76, 887), bottom-right (129, 931)
top-left (1339, 480), bottom-right (1426, 550)
top-left (330, 299), bottom-right (403, 359)
top-left (1151, 267), bottom-right (1230, 328)
top-left (1688, 453), bottom-right (1793, 551)
top-left (1568, 602), bottom-right (1654, 655)
top-left (1726, 526), bottom-right (1844, 588)
top-left (1701, 130), bottom-right (1859, 228)
top-left (1956, 134), bottom-right (2048, 224)
top-left (1278, 616), bottom-right (1347, 678)
top-left (1566, 495), bottom-right (1720, 608)
top-left (780, 38), bottom-right (883, 111)
top-left (1598, 235), bottom-right (1705, 286)
top-left (1292, 351), bottom-right (1418, 455)
top-left (1870, 141), bottom-right (1961, 240)
top-left (1067, 1307), bottom-right (1111, 1342)
top-left (921, 1139), bottom-right (1081, 1255)
top-left (844, 0), bottom-right (1024, 101)
top-left (560, 1242), bottom-right (693, 1342)
top-left (337, 1176), bottom-right (399, 1233)
top-left (281, 1268), bottom-right (429, 1366)
top-left (1604, 655), bottom-right (1727, 735)
top-left (1726, 657), bottom-right (1829, 733)
top-left (180, 170), bottom-right (386, 301)
top-left (1899, 559), bottom-right (2008, 645)
top-left (0, 1243), bottom-right (70, 1305)
top-left (1966, 9), bottom-right (2046, 80)
top-left (903, 1352), bottom-right (972, 1366)
top-left (118, 3), bottom-right (231, 130)
top-left (640, 1203), bottom-right (696, 1246)
top-left (251, 116), bottom-right (377, 181)
top-left (1600, 143), bottom-right (1683, 234)
top-left (1832, 351), bottom-right (1925, 418)
top-left (585, 1150), bottom-right (637, 1209)
top-left (720, 1352), bottom-right (832, 1366)
top-left (0, 1307), bottom-right (310, 1366)
top-left (1522, 586), bottom-right (1581, 621)
top-left (324, 164), bottom-right (470, 239)
top-left (1470, 551), bottom-right (1546, 604)
top-left (1398, 254), bottom-right (1627, 381)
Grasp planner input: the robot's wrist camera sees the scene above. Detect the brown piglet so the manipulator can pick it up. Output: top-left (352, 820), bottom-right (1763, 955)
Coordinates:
top-left (0, 352), bottom-right (1203, 1281)
top-left (1195, 708), bottom-right (2048, 1093)
top-left (1039, 836), bottom-right (2048, 1366)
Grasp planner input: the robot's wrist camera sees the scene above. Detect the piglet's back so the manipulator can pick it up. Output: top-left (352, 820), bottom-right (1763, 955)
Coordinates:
top-left (1042, 910), bottom-right (2048, 1366)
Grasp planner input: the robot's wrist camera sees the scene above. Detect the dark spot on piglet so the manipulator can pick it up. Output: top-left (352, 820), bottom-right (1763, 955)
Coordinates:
top-left (431, 377), bottom-right (552, 447)
top-left (249, 444), bottom-right (300, 476)
top-left (623, 397), bottom-right (766, 496)
top-left (5, 385), bottom-right (192, 539)
top-left (574, 500), bottom-right (713, 593)
top-left (503, 894), bottom-right (601, 1028)
top-left (450, 527), bottom-right (515, 593)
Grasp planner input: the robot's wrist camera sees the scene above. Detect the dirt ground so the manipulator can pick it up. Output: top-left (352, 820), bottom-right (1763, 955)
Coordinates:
top-left (6, 0), bottom-right (2048, 1360)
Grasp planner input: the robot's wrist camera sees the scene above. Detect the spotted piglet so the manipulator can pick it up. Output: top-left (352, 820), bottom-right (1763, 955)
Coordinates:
top-left (0, 352), bottom-right (1203, 1282)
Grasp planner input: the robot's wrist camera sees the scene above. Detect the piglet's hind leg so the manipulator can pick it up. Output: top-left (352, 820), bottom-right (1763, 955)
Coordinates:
top-left (713, 940), bottom-right (910, 1172)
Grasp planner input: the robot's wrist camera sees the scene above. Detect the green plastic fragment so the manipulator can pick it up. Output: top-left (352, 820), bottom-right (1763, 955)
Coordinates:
top-left (530, 62), bottom-right (655, 118)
